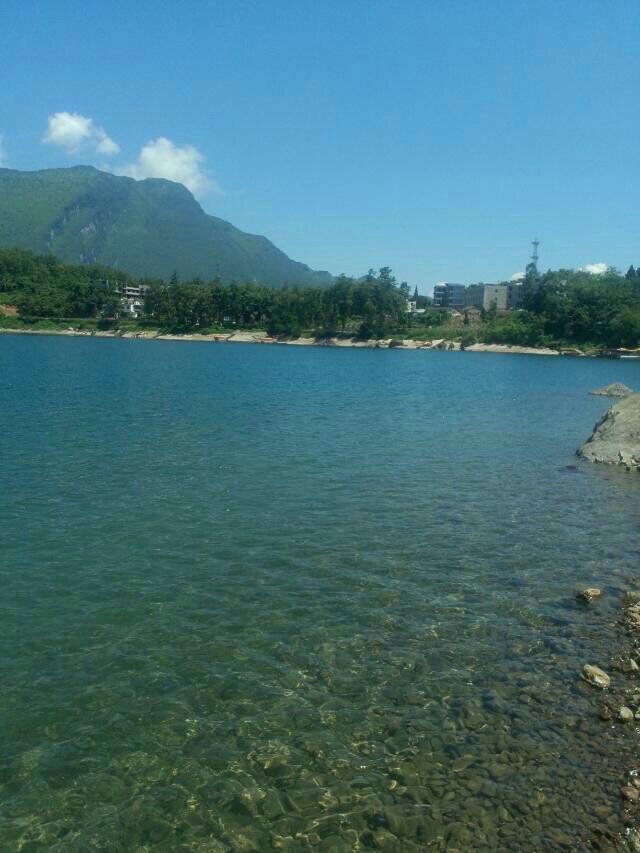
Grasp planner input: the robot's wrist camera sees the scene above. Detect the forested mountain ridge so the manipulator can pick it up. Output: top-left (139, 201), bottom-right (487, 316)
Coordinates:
top-left (0, 166), bottom-right (332, 288)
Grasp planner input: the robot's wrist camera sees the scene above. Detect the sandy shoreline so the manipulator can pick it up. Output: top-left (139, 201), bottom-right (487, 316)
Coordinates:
top-left (0, 327), bottom-right (567, 356)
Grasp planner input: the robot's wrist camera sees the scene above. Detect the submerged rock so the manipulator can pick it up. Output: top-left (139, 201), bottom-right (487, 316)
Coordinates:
top-left (625, 604), bottom-right (640, 632)
top-left (589, 382), bottom-right (634, 398)
top-left (619, 706), bottom-right (635, 723)
top-left (582, 664), bottom-right (611, 689)
top-left (622, 785), bottom-right (640, 802)
top-left (578, 587), bottom-right (602, 603)
top-left (577, 394), bottom-right (640, 469)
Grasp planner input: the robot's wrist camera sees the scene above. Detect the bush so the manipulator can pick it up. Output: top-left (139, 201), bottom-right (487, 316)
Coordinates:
top-left (357, 317), bottom-right (394, 340)
top-left (459, 329), bottom-right (477, 349)
top-left (97, 317), bottom-right (116, 331)
top-left (606, 307), bottom-right (640, 348)
top-left (266, 317), bottom-right (302, 338)
top-left (481, 312), bottom-right (545, 347)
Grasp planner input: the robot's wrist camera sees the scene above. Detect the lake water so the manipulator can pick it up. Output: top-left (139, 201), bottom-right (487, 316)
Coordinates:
top-left (1, 334), bottom-right (640, 851)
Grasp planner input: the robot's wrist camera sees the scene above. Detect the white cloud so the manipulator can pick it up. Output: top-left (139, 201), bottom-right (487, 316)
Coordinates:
top-left (0, 133), bottom-right (6, 167)
top-left (580, 262), bottom-right (609, 275)
top-left (42, 111), bottom-right (119, 156)
top-left (510, 271), bottom-right (525, 281)
top-left (115, 137), bottom-right (218, 197)
top-left (95, 131), bottom-right (119, 155)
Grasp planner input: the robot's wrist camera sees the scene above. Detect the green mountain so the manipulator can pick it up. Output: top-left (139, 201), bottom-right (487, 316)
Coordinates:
top-left (0, 166), bottom-right (332, 287)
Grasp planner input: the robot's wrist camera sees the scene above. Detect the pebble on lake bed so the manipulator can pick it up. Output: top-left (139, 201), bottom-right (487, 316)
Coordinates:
top-left (619, 706), bottom-right (635, 722)
top-left (582, 664), bottom-right (611, 689)
top-left (578, 587), bottom-right (602, 603)
top-left (622, 786), bottom-right (640, 802)
top-left (624, 605), bottom-right (640, 632)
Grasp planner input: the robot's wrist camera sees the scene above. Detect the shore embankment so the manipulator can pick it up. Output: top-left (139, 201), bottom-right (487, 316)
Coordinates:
top-left (0, 326), bottom-right (568, 356)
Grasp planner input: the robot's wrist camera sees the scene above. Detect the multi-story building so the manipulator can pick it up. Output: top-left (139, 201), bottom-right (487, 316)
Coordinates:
top-left (464, 283), bottom-right (508, 312)
top-left (432, 284), bottom-right (446, 307)
top-left (432, 282), bottom-right (466, 310)
top-left (507, 282), bottom-right (522, 309)
top-left (482, 285), bottom-right (508, 312)
top-left (434, 280), bottom-right (522, 313)
top-left (117, 283), bottom-right (149, 318)
top-left (464, 284), bottom-right (485, 309)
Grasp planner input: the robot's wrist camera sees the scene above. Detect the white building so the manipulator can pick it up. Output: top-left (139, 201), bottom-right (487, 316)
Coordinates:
top-left (117, 283), bottom-right (149, 318)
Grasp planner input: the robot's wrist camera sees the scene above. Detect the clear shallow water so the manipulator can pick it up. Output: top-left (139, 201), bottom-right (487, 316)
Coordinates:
top-left (1, 335), bottom-right (640, 851)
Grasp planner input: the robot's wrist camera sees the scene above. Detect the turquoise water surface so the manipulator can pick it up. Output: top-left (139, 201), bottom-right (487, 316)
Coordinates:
top-left (1, 335), bottom-right (640, 851)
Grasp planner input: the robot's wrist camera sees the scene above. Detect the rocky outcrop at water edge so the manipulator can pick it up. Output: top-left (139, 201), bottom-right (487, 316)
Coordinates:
top-left (590, 383), bottom-right (634, 399)
top-left (577, 394), bottom-right (640, 470)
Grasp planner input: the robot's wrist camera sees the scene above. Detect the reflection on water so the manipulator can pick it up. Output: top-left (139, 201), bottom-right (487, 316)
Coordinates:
top-left (1, 336), bottom-right (639, 850)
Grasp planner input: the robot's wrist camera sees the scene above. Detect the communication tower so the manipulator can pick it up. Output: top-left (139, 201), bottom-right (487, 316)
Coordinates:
top-left (531, 238), bottom-right (540, 271)
top-left (525, 238), bottom-right (541, 281)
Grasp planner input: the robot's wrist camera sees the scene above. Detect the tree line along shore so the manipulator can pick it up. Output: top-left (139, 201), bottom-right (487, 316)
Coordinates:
top-left (1, 248), bottom-right (640, 354)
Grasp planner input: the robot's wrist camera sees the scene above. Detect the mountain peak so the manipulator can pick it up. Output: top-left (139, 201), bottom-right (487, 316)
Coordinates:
top-left (0, 166), bottom-right (332, 287)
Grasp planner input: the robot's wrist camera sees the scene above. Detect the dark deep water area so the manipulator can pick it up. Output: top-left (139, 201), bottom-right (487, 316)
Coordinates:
top-left (1, 334), bottom-right (640, 851)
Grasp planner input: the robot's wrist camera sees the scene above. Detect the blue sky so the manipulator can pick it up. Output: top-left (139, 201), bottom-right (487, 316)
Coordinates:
top-left (0, 0), bottom-right (638, 291)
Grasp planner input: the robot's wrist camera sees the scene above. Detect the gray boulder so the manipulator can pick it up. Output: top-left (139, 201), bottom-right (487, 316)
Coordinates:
top-left (577, 394), bottom-right (640, 470)
top-left (589, 382), bottom-right (633, 398)
top-left (577, 587), bottom-right (601, 602)
top-left (582, 664), bottom-right (611, 688)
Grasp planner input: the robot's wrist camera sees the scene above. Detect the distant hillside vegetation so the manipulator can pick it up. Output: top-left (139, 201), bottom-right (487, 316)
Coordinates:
top-left (0, 166), bottom-right (332, 288)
